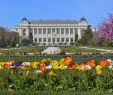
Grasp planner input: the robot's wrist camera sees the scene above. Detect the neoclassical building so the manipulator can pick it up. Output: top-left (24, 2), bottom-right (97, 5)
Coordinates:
top-left (12, 18), bottom-right (95, 46)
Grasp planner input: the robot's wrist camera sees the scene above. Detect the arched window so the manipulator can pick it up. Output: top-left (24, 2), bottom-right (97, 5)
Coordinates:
top-left (23, 29), bottom-right (26, 36)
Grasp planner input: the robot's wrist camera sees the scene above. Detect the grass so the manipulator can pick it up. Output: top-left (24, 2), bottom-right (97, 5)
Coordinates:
top-left (0, 46), bottom-right (113, 62)
top-left (0, 46), bottom-right (106, 54)
top-left (0, 55), bottom-right (111, 62)
top-left (1, 91), bottom-right (113, 95)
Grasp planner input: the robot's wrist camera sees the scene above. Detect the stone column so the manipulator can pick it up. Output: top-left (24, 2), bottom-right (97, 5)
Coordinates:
top-left (32, 28), bottom-right (34, 43)
top-left (55, 28), bottom-right (57, 45)
top-left (46, 28), bottom-right (48, 46)
top-left (20, 28), bottom-right (23, 36)
top-left (78, 28), bottom-right (82, 40)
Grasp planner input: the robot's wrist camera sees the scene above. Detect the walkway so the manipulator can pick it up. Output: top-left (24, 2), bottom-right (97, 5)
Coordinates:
top-left (80, 46), bottom-right (113, 53)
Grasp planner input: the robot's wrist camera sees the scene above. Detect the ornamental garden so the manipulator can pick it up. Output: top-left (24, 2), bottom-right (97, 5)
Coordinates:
top-left (0, 14), bottom-right (113, 94)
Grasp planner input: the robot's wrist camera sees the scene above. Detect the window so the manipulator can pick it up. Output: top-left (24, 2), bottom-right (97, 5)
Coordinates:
top-left (70, 38), bottom-right (73, 42)
top-left (39, 28), bottom-right (42, 34)
top-left (43, 38), bottom-right (46, 42)
top-left (39, 38), bottom-right (42, 42)
top-left (52, 28), bottom-right (55, 33)
top-left (43, 28), bottom-right (46, 34)
top-left (30, 28), bottom-right (33, 32)
top-left (34, 28), bottom-right (37, 34)
top-left (57, 29), bottom-right (60, 34)
top-left (70, 28), bottom-right (73, 34)
top-left (48, 38), bottom-right (51, 42)
top-left (57, 38), bottom-right (60, 42)
top-left (53, 38), bottom-right (55, 42)
top-left (34, 38), bottom-right (37, 42)
top-left (66, 38), bottom-right (69, 42)
top-left (23, 29), bottom-right (26, 36)
top-left (48, 28), bottom-right (51, 34)
top-left (66, 28), bottom-right (69, 34)
top-left (61, 28), bottom-right (64, 34)
top-left (75, 29), bottom-right (77, 32)
top-left (62, 38), bottom-right (64, 42)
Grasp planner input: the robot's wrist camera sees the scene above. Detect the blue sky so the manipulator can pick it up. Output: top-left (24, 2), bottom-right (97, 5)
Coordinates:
top-left (0, 0), bottom-right (113, 29)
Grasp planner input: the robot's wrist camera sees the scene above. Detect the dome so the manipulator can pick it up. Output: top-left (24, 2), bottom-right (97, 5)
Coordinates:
top-left (21, 17), bottom-right (28, 22)
top-left (80, 17), bottom-right (87, 22)
top-left (21, 17), bottom-right (30, 24)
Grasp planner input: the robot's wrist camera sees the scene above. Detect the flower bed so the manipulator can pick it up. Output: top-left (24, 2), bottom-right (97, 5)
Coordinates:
top-left (0, 57), bottom-right (113, 92)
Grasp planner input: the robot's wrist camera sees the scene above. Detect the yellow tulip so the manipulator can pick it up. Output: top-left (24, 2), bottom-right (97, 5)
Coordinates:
top-left (0, 62), bottom-right (6, 66)
top-left (26, 70), bottom-right (30, 77)
top-left (59, 64), bottom-right (65, 69)
top-left (75, 66), bottom-right (80, 70)
top-left (49, 70), bottom-right (56, 76)
top-left (30, 62), bottom-right (39, 68)
top-left (95, 65), bottom-right (102, 70)
top-left (41, 59), bottom-right (46, 63)
top-left (96, 70), bottom-right (102, 75)
top-left (52, 63), bottom-right (59, 69)
top-left (59, 58), bottom-right (65, 63)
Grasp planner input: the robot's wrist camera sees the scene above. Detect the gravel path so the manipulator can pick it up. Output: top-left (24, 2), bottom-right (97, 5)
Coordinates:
top-left (80, 47), bottom-right (113, 52)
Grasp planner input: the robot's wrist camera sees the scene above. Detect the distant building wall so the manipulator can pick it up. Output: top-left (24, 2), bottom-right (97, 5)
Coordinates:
top-left (12, 17), bottom-right (95, 46)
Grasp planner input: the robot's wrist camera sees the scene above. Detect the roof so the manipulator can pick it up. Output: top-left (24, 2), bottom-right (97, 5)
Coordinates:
top-left (30, 19), bottom-right (79, 24)
top-left (80, 17), bottom-right (87, 22)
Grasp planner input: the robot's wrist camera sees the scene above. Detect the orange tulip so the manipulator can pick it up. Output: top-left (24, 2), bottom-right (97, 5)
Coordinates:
top-left (63, 57), bottom-right (73, 65)
top-left (79, 64), bottom-right (86, 71)
top-left (86, 59), bottom-right (96, 67)
top-left (68, 63), bottom-right (76, 69)
top-left (39, 62), bottom-right (46, 72)
top-left (3, 64), bottom-right (10, 68)
top-left (100, 59), bottom-right (109, 67)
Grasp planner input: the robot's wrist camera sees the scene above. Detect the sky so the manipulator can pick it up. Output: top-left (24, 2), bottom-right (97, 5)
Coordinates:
top-left (0, 0), bottom-right (113, 29)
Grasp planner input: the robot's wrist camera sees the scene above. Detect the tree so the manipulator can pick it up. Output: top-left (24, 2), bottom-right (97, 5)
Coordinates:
top-left (74, 33), bottom-right (78, 45)
top-left (79, 25), bottom-right (93, 46)
top-left (21, 39), bottom-right (33, 46)
top-left (29, 32), bottom-right (33, 44)
top-left (98, 13), bottom-right (113, 47)
top-left (0, 38), bottom-right (6, 47)
top-left (0, 27), bottom-right (19, 47)
top-left (0, 27), bottom-right (6, 47)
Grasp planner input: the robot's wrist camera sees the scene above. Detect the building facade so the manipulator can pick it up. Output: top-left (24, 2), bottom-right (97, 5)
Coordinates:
top-left (12, 18), bottom-right (94, 46)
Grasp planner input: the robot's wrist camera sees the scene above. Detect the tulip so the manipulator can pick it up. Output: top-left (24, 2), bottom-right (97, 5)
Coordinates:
top-left (63, 57), bottom-right (73, 65)
top-left (96, 65), bottom-right (102, 70)
top-left (26, 70), bottom-right (30, 77)
top-left (96, 70), bottom-right (102, 75)
top-left (46, 64), bottom-right (52, 69)
top-left (79, 64), bottom-right (86, 71)
top-left (68, 63), bottom-right (76, 69)
top-left (100, 59), bottom-right (109, 67)
top-left (22, 62), bottom-right (30, 66)
top-left (3, 63), bottom-right (10, 68)
top-left (86, 59), bottom-right (96, 67)
top-left (39, 62), bottom-right (46, 72)
top-left (49, 70), bottom-right (56, 76)
top-left (85, 65), bottom-right (92, 70)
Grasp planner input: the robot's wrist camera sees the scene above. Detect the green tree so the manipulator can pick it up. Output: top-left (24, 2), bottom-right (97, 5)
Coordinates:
top-left (79, 25), bottom-right (93, 46)
top-left (0, 27), bottom-right (19, 47)
top-left (0, 38), bottom-right (6, 47)
top-left (74, 33), bottom-right (78, 45)
top-left (21, 39), bottom-right (33, 46)
top-left (29, 32), bottom-right (33, 44)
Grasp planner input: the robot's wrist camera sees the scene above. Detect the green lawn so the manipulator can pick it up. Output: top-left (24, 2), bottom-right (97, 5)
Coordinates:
top-left (0, 55), bottom-right (111, 62)
top-left (0, 46), bottom-right (113, 62)
top-left (0, 46), bottom-right (106, 54)
top-left (1, 91), bottom-right (113, 95)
